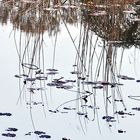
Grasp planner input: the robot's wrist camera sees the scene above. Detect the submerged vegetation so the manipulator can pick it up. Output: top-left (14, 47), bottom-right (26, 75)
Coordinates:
top-left (0, 0), bottom-right (140, 139)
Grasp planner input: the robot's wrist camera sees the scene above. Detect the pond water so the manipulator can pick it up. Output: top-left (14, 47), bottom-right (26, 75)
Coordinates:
top-left (0, 0), bottom-right (140, 140)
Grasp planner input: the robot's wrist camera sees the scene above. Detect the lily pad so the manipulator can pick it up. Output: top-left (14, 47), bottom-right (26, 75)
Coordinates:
top-left (14, 75), bottom-right (22, 78)
top-left (0, 112), bottom-right (12, 116)
top-left (132, 107), bottom-right (140, 111)
top-left (6, 128), bottom-right (18, 132)
top-left (118, 129), bottom-right (126, 133)
top-left (46, 68), bottom-right (58, 71)
top-left (34, 131), bottom-right (46, 135)
top-left (39, 134), bottom-right (51, 138)
top-left (2, 133), bottom-right (16, 137)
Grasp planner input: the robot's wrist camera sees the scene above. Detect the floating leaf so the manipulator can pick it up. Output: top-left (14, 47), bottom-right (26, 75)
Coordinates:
top-left (65, 80), bottom-right (76, 83)
top-left (88, 105), bottom-right (100, 109)
top-left (78, 77), bottom-right (86, 80)
top-left (136, 80), bottom-right (140, 82)
top-left (77, 112), bottom-right (87, 116)
top-left (25, 77), bottom-right (36, 82)
top-left (53, 80), bottom-right (67, 85)
top-left (100, 81), bottom-right (111, 85)
top-left (36, 76), bottom-right (47, 80)
top-left (132, 107), bottom-right (140, 111)
top-left (70, 71), bottom-right (81, 74)
top-left (46, 69), bottom-right (58, 71)
top-left (102, 116), bottom-right (114, 120)
top-left (62, 137), bottom-right (70, 140)
top-left (114, 99), bottom-right (123, 102)
top-left (34, 131), bottom-right (46, 135)
top-left (6, 128), bottom-right (18, 132)
top-left (81, 81), bottom-right (97, 85)
top-left (2, 133), bottom-right (16, 137)
top-left (115, 111), bottom-right (134, 116)
top-left (63, 107), bottom-right (76, 111)
top-left (102, 116), bottom-right (116, 122)
top-left (0, 112), bottom-right (12, 116)
top-left (47, 83), bottom-right (59, 87)
top-left (14, 75), bottom-right (22, 78)
top-left (39, 134), bottom-right (51, 138)
top-left (57, 85), bottom-right (73, 90)
top-left (118, 129), bottom-right (126, 133)
top-left (46, 71), bottom-right (59, 75)
top-left (93, 85), bottom-right (103, 89)
top-left (48, 110), bottom-right (58, 113)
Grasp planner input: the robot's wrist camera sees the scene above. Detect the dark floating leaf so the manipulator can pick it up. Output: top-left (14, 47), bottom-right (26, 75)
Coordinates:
top-left (6, 128), bottom-right (18, 132)
top-left (93, 85), bottom-right (103, 89)
top-left (48, 110), bottom-right (58, 113)
top-left (34, 131), bottom-right (46, 135)
top-left (77, 112), bottom-right (87, 116)
top-left (115, 111), bottom-right (134, 116)
top-left (78, 77), bottom-right (86, 80)
top-left (82, 81), bottom-right (111, 86)
top-left (81, 81), bottom-right (96, 85)
top-left (136, 80), bottom-right (140, 82)
top-left (100, 81), bottom-right (111, 85)
top-left (114, 99), bottom-right (123, 102)
top-left (63, 107), bottom-right (76, 111)
top-left (62, 137), bottom-right (70, 140)
top-left (72, 64), bottom-right (77, 67)
top-left (102, 116), bottom-right (114, 120)
top-left (132, 107), bottom-right (140, 111)
top-left (115, 111), bottom-right (126, 115)
top-left (25, 77), bottom-right (36, 82)
top-left (0, 112), bottom-right (12, 116)
top-left (2, 133), bottom-right (16, 137)
top-left (39, 134), bottom-right (51, 138)
top-left (36, 76), bottom-right (47, 80)
top-left (14, 75), bottom-right (22, 78)
top-left (65, 79), bottom-right (76, 83)
top-left (56, 85), bottom-right (73, 90)
top-left (46, 71), bottom-right (59, 75)
top-left (117, 75), bottom-right (135, 80)
top-left (53, 79), bottom-right (66, 85)
top-left (118, 129), bottom-right (126, 133)
top-left (102, 116), bottom-right (116, 122)
top-left (70, 71), bottom-right (81, 74)
top-left (46, 68), bottom-right (58, 71)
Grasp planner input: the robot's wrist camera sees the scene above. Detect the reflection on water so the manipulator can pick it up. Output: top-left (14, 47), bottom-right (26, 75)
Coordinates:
top-left (0, 0), bottom-right (79, 35)
top-left (0, 0), bottom-right (140, 139)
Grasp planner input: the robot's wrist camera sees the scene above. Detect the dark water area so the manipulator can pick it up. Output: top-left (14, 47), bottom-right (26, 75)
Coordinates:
top-left (0, 0), bottom-right (140, 140)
